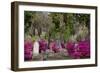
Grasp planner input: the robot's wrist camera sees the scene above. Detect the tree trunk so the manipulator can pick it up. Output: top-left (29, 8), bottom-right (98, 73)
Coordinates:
top-left (48, 34), bottom-right (50, 49)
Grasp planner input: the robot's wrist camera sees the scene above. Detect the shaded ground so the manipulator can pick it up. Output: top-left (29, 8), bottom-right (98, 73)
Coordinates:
top-left (30, 49), bottom-right (72, 61)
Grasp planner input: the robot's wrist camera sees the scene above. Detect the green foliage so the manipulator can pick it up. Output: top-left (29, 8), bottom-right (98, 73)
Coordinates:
top-left (74, 14), bottom-right (90, 28)
top-left (24, 11), bottom-right (36, 34)
top-left (24, 11), bottom-right (90, 42)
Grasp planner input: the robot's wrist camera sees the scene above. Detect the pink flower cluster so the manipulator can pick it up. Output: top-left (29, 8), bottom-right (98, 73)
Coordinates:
top-left (49, 41), bottom-right (60, 53)
top-left (24, 40), bottom-right (33, 61)
top-left (24, 38), bottom-right (90, 61)
top-left (66, 40), bottom-right (90, 59)
top-left (39, 39), bottom-right (48, 53)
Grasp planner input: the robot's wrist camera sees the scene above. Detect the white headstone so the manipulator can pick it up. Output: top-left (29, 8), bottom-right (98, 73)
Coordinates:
top-left (33, 41), bottom-right (39, 56)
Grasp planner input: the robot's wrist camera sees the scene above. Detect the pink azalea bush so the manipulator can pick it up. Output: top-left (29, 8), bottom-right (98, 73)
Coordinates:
top-left (49, 41), bottom-right (60, 53)
top-left (66, 40), bottom-right (90, 59)
top-left (61, 42), bottom-right (65, 49)
top-left (24, 40), bottom-right (33, 61)
top-left (39, 39), bottom-right (48, 53)
top-left (78, 40), bottom-right (90, 58)
top-left (24, 35), bottom-right (90, 61)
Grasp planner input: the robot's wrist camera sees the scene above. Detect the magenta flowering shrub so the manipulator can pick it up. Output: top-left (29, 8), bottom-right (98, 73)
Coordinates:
top-left (61, 42), bottom-right (65, 49)
top-left (78, 40), bottom-right (90, 58)
top-left (24, 40), bottom-right (33, 61)
top-left (39, 39), bottom-right (48, 53)
top-left (66, 41), bottom-right (76, 58)
top-left (24, 36), bottom-right (90, 61)
top-left (66, 40), bottom-right (90, 59)
top-left (49, 41), bottom-right (60, 53)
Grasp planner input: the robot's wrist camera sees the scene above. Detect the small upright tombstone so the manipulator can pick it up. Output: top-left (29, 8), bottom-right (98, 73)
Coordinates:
top-left (33, 29), bottom-right (40, 56)
top-left (33, 40), bottom-right (39, 56)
